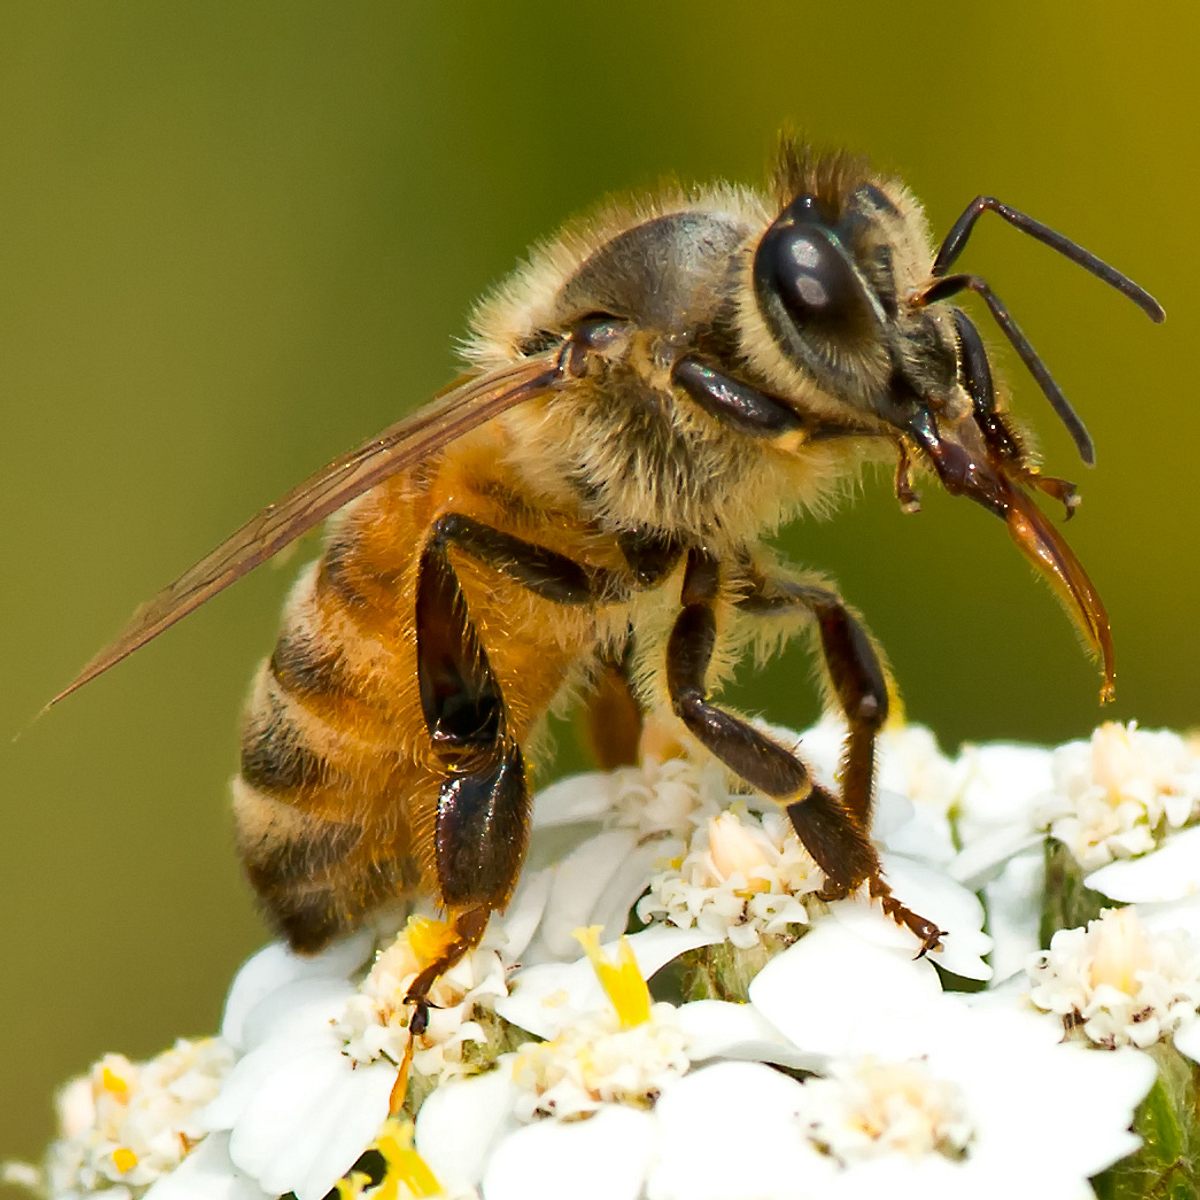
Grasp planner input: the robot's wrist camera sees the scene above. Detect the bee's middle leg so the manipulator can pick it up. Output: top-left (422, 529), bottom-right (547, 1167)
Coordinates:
top-left (581, 638), bottom-right (645, 769)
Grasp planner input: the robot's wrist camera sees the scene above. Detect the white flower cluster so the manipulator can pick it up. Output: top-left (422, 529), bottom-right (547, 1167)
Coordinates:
top-left (1028, 907), bottom-right (1200, 1050)
top-left (13, 715), bottom-right (1200, 1200)
top-left (637, 807), bottom-right (826, 948)
top-left (509, 1001), bottom-right (690, 1121)
top-left (1040, 723), bottom-right (1200, 872)
top-left (334, 921), bottom-right (508, 1080)
top-left (9, 1039), bottom-right (233, 1200)
top-left (799, 1057), bottom-right (975, 1166)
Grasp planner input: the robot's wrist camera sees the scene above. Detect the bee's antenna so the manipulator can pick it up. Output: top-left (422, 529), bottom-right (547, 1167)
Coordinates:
top-left (917, 197), bottom-right (1164, 467)
top-left (932, 195), bottom-right (1166, 323)
top-left (918, 271), bottom-right (1097, 465)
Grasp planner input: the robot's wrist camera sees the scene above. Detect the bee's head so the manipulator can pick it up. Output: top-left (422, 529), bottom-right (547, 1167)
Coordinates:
top-left (751, 179), bottom-right (930, 413)
top-left (749, 142), bottom-right (1165, 702)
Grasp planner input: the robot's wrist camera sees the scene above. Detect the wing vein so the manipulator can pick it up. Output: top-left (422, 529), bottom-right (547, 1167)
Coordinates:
top-left (49, 352), bottom-right (564, 706)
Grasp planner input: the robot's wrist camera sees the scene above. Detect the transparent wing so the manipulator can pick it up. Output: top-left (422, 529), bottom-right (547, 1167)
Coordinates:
top-left (50, 352), bottom-right (565, 706)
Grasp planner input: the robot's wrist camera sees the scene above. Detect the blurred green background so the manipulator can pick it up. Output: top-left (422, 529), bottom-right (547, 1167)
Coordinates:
top-left (2, 1), bottom-right (1196, 1179)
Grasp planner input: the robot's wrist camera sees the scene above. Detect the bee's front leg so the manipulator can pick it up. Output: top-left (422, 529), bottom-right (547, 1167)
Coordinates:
top-left (669, 550), bottom-right (941, 952)
top-left (666, 550), bottom-right (875, 895)
top-left (736, 572), bottom-right (890, 833)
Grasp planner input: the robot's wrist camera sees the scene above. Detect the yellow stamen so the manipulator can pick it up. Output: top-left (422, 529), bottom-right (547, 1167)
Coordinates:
top-left (111, 1148), bottom-right (138, 1174)
top-left (574, 926), bottom-right (652, 1029)
top-left (374, 1119), bottom-right (443, 1200)
top-left (404, 916), bottom-right (458, 968)
top-left (334, 1120), bottom-right (442, 1200)
top-left (100, 1067), bottom-right (128, 1095)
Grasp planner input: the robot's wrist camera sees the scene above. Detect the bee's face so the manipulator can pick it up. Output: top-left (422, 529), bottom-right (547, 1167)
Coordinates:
top-left (751, 185), bottom-right (964, 431)
top-left (748, 163), bottom-right (1160, 706)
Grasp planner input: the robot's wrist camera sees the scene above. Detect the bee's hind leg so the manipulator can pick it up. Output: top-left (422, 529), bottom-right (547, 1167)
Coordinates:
top-left (668, 550), bottom-right (942, 952)
top-left (405, 509), bottom-right (627, 1009)
top-left (402, 906), bottom-right (492, 1036)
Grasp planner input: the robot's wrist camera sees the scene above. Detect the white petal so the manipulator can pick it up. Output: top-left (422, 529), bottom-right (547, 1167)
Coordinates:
top-left (209, 1024), bottom-right (394, 1200)
top-left (821, 1156), bottom-right (967, 1200)
top-left (788, 718), bottom-right (843, 790)
top-left (1019, 1043), bottom-right (1152, 1179)
top-left (204, 1030), bottom-right (342, 1130)
top-left (748, 921), bottom-right (942, 1063)
top-left (674, 1000), bottom-right (813, 1069)
top-left (826, 876), bottom-right (991, 984)
top-left (226, 1045), bottom-right (348, 1187)
top-left (1176, 1016), bottom-right (1200, 1063)
top-left (872, 853), bottom-right (993, 981)
top-left (416, 1065), bottom-right (520, 1190)
top-left (877, 799), bottom-right (957, 867)
top-left (586, 837), bottom-right (685, 943)
top-left (647, 1062), bottom-right (830, 1200)
top-left (950, 827), bottom-right (1043, 890)
top-left (954, 743), bottom-right (1053, 843)
top-left (288, 1066), bottom-right (395, 1200)
top-left (870, 787), bottom-right (916, 841)
top-left (1085, 826), bottom-right (1200, 903)
top-left (497, 867), bottom-right (553, 961)
top-left (483, 1106), bottom-right (655, 1200)
top-left (237, 978), bottom-right (357, 1054)
top-left (932, 1007), bottom-right (1155, 1182)
top-left (1138, 896), bottom-right (1200, 941)
top-left (535, 829), bottom-right (641, 960)
top-left (983, 849), bottom-right (1046, 982)
top-left (221, 934), bottom-right (373, 1050)
top-left (144, 1134), bottom-right (270, 1200)
top-left (531, 772), bottom-right (615, 829)
top-left (496, 925), bottom-right (719, 1039)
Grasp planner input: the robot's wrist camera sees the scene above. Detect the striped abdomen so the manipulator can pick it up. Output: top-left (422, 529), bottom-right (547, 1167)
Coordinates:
top-left (231, 431), bottom-right (620, 952)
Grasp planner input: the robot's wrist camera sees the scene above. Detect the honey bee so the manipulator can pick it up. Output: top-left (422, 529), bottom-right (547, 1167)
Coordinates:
top-left (53, 138), bottom-right (1163, 1027)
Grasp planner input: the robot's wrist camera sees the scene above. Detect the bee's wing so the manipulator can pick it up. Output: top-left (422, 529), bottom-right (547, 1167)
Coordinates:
top-left (50, 352), bottom-right (565, 707)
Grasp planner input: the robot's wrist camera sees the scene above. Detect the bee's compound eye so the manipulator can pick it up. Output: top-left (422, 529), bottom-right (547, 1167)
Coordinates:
top-left (755, 217), bottom-right (879, 343)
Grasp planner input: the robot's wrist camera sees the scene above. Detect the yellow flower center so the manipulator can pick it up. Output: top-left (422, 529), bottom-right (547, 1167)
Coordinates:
top-left (100, 1066), bottom-right (128, 1095)
top-left (574, 926), bottom-right (652, 1029)
top-left (1088, 907), bottom-right (1153, 996)
top-left (111, 1148), bottom-right (138, 1174)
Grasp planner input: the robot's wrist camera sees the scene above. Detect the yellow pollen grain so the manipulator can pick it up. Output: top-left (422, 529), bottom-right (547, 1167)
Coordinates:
top-left (111, 1148), bottom-right (138, 1174)
top-left (405, 916), bottom-right (458, 969)
top-left (100, 1067), bottom-right (128, 1095)
top-left (574, 926), bottom-right (652, 1029)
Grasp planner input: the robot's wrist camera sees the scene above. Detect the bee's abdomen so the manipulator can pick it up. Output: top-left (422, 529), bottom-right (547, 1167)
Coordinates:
top-left (233, 508), bottom-right (434, 952)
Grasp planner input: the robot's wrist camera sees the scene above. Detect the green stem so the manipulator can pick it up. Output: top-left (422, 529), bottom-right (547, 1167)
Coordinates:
top-left (1091, 1043), bottom-right (1200, 1200)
